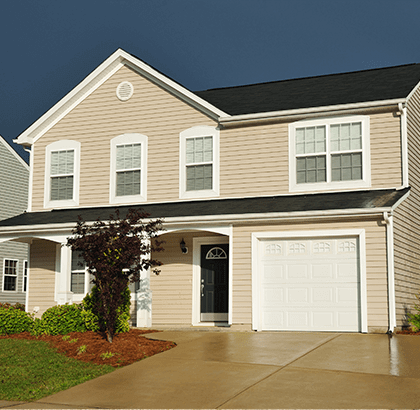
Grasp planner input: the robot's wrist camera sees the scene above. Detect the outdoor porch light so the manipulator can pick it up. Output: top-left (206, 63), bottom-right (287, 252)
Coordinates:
top-left (180, 238), bottom-right (188, 254)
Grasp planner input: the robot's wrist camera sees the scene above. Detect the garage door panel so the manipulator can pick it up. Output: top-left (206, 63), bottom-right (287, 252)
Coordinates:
top-left (259, 237), bottom-right (360, 332)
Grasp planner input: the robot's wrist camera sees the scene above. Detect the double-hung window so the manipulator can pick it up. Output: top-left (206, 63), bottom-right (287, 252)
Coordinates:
top-left (289, 116), bottom-right (370, 191)
top-left (50, 150), bottom-right (74, 201)
top-left (3, 259), bottom-right (18, 291)
top-left (110, 134), bottom-right (147, 204)
top-left (45, 140), bottom-right (80, 208)
top-left (180, 126), bottom-right (219, 199)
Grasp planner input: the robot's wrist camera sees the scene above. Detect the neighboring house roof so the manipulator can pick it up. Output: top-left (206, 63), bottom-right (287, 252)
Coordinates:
top-left (195, 64), bottom-right (420, 115)
top-left (0, 188), bottom-right (409, 228)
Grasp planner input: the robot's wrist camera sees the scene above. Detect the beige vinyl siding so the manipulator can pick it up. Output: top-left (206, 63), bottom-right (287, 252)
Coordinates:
top-left (370, 112), bottom-right (402, 188)
top-left (32, 65), bottom-right (403, 211)
top-left (231, 218), bottom-right (388, 330)
top-left (27, 239), bottom-right (57, 317)
top-left (150, 231), bottom-right (221, 325)
top-left (31, 65), bottom-right (216, 211)
top-left (393, 85), bottom-right (420, 328)
top-left (220, 112), bottom-right (401, 198)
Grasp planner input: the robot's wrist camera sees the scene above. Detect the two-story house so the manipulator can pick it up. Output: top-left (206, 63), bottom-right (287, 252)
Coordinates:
top-left (0, 49), bottom-right (419, 333)
top-left (0, 135), bottom-right (29, 305)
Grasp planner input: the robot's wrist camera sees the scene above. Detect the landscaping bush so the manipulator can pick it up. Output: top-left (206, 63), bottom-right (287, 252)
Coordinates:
top-left (82, 285), bottom-right (131, 334)
top-left (0, 306), bottom-right (34, 335)
top-left (408, 294), bottom-right (420, 332)
top-left (0, 302), bottom-right (25, 311)
top-left (31, 304), bottom-right (87, 336)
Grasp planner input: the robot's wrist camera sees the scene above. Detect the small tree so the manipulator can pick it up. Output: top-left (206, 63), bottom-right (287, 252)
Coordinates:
top-left (67, 208), bottom-right (164, 343)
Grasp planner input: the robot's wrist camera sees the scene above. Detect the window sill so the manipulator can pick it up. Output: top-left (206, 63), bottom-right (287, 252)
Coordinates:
top-left (290, 179), bottom-right (371, 193)
top-left (180, 189), bottom-right (219, 200)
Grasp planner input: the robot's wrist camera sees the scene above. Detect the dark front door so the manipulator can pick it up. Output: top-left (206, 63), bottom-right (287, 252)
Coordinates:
top-left (200, 243), bottom-right (229, 322)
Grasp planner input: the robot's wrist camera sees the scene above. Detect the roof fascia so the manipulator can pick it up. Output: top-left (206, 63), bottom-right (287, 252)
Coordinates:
top-left (120, 51), bottom-right (229, 119)
top-left (16, 49), bottom-right (229, 147)
top-left (0, 135), bottom-right (29, 169)
top-left (220, 98), bottom-right (406, 127)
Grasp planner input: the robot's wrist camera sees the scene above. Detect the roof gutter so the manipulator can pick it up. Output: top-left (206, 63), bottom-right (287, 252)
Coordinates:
top-left (0, 207), bottom-right (395, 240)
top-left (219, 99), bottom-right (405, 128)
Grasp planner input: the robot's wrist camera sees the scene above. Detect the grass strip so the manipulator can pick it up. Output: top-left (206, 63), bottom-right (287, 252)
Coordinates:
top-left (0, 339), bottom-right (114, 401)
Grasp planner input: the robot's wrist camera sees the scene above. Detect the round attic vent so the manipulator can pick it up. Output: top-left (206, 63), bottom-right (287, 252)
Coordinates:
top-left (116, 81), bottom-right (134, 101)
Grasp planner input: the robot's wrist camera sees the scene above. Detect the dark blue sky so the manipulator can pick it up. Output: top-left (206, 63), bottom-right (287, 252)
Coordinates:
top-left (2, 0), bottom-right (420, 162)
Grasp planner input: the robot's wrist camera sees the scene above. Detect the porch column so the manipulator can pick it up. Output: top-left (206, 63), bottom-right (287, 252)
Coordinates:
top-left (136, 268), bottom-right (152, 327)
top-left (56, 244), bottom-right (73, 305)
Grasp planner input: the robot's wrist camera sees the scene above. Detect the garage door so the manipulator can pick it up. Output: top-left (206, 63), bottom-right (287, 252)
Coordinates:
top-left (259, 237), bottom-right (360, 332)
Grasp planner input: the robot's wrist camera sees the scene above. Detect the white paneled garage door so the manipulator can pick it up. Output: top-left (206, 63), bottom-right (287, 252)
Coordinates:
top-left (259, 237), bottom-right (360, 332)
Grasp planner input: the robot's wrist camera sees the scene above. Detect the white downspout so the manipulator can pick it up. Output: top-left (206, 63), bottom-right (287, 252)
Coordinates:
top-left (399, 103), bottom-right (409, 187)
top-left (384, 211), bottom-right (396, 332)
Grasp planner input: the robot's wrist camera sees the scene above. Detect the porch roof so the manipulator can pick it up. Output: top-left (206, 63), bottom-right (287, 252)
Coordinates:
top-left (0, 188), bottom-right (409, 228)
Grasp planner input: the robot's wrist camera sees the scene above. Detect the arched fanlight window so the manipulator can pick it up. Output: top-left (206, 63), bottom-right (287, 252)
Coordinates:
top-left (206, 247), bottom-right (227, 260)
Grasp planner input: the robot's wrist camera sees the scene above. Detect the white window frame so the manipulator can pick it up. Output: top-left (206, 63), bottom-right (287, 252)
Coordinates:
top-left (70, 252), bottom-right (92, 303)
top-left (44, 140), bottom-right (81, 208)
top-left (180, 126), bottom-right (220, 199)
top-left (22, 260), bottom-right (28, 292)
top-left (289, 115), bottom-right (371, 192)
top-left (3, 258), bottom-right (18, 292)
top-left (110, 133), bottom-right (148, 204)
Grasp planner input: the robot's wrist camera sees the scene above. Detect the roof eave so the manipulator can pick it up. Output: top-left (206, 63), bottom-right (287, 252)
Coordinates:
top-left (15, 49), bottom-right (230, 147)
top-left (219, 98), bottom-right (407, 127)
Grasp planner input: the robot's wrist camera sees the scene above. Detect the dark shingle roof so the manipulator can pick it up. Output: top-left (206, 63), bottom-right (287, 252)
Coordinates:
top-left (195, 64), bottom-right (420, 115)
top-left (0, 188), bottom-right (409, 228)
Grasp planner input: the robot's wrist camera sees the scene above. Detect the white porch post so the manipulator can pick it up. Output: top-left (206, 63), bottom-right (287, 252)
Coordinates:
top-left (136, 238), bottom-right (152, 328)
top-left (56, 244), bottom-right (73, 305)
top-left (136, 268), bottom-right (152, 327)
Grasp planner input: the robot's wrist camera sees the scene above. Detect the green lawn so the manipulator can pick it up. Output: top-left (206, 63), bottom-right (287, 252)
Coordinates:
top-left (0, 339), bottom-right (114, 401)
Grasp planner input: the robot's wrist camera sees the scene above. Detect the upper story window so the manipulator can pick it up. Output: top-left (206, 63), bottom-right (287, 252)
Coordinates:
top-left (180, 126), bottom-right (220, 199)
top-left (289, 116), bottom-right (370, 192)
top-left (110, 134), bottom-right (147, 204)
top-left (44, 140), bottom-right (80, 208)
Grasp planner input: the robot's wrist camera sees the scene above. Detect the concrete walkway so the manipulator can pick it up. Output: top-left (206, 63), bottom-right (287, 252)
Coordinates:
top-left (2, 331), bottom-right (420, 409)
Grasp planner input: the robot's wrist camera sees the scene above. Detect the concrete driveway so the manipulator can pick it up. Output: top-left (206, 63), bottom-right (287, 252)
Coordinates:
top-left (2, 330), bottom-right (420, 409)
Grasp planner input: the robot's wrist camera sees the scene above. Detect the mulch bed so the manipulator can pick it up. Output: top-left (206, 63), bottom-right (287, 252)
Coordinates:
top-left (0, 329), bottom-right (176, 368)
top-left (395, 329), bottom-right (420, 336)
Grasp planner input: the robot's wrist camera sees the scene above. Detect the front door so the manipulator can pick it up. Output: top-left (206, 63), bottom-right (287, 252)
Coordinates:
top-left (200, 244), bottom-right (229, 322)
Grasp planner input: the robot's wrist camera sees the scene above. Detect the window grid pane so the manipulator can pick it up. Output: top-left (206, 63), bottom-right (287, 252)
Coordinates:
top-left (186, 164), bottom-right (213, 191)
top-left (116, 144), bottom-right (141, 171)
top-left (186, 137), bottom-right (213, 164)
top-left (51, 176), bottom-right (73, 201)
top-left (51, 150), bottom-right (74, 176)
top-left (296, 126), bottom-right (326, 154)
top-left (296, 155), bottom-right (326, 184)
top-left (330, 122), bottom-right (362, 152)
top-left (331, 153), bottom-right (362, 181)
top-left (116, 170), bottom-right (141, 197)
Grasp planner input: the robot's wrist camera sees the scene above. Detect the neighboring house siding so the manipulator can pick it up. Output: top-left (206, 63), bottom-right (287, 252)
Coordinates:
top-left (231, 218), bottom-right (388, 330)
top-left (394, 86), bottom-right (420, 328)
top-left (0, 242), bottom-right (28, 304)
top-left (30, 65), bottom-right (216, 211)
top-left (0, 138), bottom-right (29, 304)
top-left (27, 239), bottom-right (57, 317)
